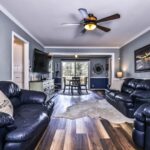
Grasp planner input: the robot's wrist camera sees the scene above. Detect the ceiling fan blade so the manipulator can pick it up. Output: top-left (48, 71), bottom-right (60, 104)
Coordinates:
top-left (78, 8), bottom-right (88, 18)
top-left (61, 23), bottom-right (80, 26)
top-left (97, 25), bottom-right (111, 32)
top-left (97, 14), bottom-right (120, 23)
top-left (81, 28), bottom-right (87, 34)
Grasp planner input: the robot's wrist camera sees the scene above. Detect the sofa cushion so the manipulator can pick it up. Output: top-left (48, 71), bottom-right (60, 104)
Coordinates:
top-left (122, 79), bottom-right (143, 94)
top-left (20, 90), bottom-right (46, 105)
top-left (9, 97), bottom-right (21, 109)
top-left (5, 104), bottom-right (49, 142)
top-left (121, 86), bottom-right (134, 94)
top-left (136, 80), bottom-right (150, 90)
top-left (105, 89), bottom-right (111, 95)
top-left (115, 93), bottom-right (132, 103)
top-left (122, 78), bottom-right (134, 86)
top-left (131, 90), bottom-right (150, 100)
top-left (128, 79), bottom-right (143, 89)
top-left (107, 90), bottom-right (119, 99)
top-left (105, 88), bottom-right (115, 94)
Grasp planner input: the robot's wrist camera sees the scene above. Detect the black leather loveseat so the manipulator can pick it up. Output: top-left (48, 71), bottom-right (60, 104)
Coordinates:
top-left (105, 78), bottom-right (150, 118)
top-left (0, 81), bottom-right (54, 150)
top-left (132, 103), bottom-right (150, 150)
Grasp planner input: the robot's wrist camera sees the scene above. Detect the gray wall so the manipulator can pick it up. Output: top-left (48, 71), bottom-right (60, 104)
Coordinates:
top-left (90, 58), bottom-right (108, 77)
top-left (46, 48), bottom-right (120, 76)
top-left (0, 11), bottom-right (44, 80)
top-left (0, 10), bottom-right (120, 80)
top-left (120, 31), bottom-right (150, 78)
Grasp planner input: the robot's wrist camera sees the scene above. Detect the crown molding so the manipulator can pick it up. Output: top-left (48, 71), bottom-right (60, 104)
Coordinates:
top-left (48, 52), bottom-right (115, 55)
top-left (120, 27), bottom-right (150, 48)
top-left (44, 46), bottom-right (120, 49)
top-left (0, 4), bottom-right (44, 48)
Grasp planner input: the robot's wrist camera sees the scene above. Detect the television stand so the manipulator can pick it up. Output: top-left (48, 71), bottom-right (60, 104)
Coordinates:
top-left (29, 79), bottom-right (55, 101)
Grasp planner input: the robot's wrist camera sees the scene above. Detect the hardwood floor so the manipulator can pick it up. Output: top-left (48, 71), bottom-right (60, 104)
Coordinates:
top-left (36, 91), bottom-right (136, 150)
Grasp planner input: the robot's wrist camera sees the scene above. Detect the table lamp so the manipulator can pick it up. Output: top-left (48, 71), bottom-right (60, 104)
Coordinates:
top-left (116, 71), bottom-right (123, 78)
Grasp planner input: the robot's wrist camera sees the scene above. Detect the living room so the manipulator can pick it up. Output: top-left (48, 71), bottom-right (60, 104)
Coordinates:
top-left (0, 0), bottom-right (150, 150)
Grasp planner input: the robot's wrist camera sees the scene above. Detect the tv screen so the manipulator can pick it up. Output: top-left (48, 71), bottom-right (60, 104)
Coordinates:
top-left (33, 49), bottom-right (51, 73)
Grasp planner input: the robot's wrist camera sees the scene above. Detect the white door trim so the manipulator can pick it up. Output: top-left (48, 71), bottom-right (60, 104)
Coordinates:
top-left (11, 31), bottom-right (30, 89)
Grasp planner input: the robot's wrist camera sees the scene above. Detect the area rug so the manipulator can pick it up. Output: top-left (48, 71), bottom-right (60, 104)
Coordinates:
top-left (52, 99), bottom-right (134, 124)
top-left (58, 90), bottom-right (89, 96)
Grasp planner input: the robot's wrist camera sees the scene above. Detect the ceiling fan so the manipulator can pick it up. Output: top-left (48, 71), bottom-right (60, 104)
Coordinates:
top-left (62, 8), bottom-right (120, 34)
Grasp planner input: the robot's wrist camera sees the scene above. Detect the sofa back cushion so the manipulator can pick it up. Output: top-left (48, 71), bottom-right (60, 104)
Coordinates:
top-left (10, 97), bottom-right (21, 108)
top-left (121, 78), bottom-right (134, 94)
top-left (136, 80), bottom-right (150, 91)
top-left (122, 79), bottom-right (143, 94)
top-left (0, 81), bottom-right (21, 108)
top-left (0, 81), bottom-right (20, 97)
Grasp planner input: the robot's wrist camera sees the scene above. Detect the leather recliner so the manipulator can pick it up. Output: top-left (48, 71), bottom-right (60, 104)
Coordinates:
top-left (105, 78), bottom-right (150, 118)
top-left (0, 81), bottom-right (54, 150)
top-left (133, 103), bottom-right (150, 150)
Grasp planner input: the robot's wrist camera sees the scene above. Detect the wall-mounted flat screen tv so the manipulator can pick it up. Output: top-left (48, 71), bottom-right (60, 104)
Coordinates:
top-left (33, 49), bottom-right (51, 73)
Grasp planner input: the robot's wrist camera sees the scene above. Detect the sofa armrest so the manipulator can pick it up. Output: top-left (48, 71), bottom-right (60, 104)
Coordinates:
top-left (43, 100), bottom-right (54, 116)
top-left (143, 105), bottom-right (150, 118)
top-left (20, 89), bottom-right (47, 105)
top-left (107, 84), bottom-right (111, 89)
top-left (134, 103), bottom-right (150, 124)
top-left (0, 112), bottom-right (14, 127)
top-left (131, 90), bottom-right (150, 101)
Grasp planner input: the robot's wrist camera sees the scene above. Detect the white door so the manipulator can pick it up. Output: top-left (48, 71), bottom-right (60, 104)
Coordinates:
top-left (13, 37), bottom-right (25, 88)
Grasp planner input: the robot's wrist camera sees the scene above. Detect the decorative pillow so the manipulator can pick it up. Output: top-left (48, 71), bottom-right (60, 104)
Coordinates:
top-left (110, 79), bottom-right (124, 91)
top-left (0, 90), bottom-right (13, 117)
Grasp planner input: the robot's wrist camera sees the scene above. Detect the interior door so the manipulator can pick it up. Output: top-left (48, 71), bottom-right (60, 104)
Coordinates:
top-left (13, 37), bottom-right (25, 88)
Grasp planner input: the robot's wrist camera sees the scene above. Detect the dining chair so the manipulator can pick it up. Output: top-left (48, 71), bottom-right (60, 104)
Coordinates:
top-left (63, 77), bottom-right (70, 93)
top-left (80, 77), bottom-right (88, 93)
top-left (72, 77), bottom-right (80, 80)
top-left (70, 77), bottom-right (81, 95)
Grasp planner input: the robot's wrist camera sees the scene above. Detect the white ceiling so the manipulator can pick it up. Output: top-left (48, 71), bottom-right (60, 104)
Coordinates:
top-left (0, 0), bottom-right (150, 48)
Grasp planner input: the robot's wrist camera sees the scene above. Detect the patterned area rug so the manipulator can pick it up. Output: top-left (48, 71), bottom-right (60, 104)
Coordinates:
top-left (53, 99), bottom-right (134, 124)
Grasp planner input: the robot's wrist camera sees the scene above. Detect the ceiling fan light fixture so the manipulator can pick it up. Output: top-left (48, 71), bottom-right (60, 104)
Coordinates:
top-left (84, 23), bottom-right (96, 31)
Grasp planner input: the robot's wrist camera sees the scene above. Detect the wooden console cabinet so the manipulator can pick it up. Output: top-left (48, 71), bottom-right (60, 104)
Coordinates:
top-left (29, 79), bottom-right (55, 101)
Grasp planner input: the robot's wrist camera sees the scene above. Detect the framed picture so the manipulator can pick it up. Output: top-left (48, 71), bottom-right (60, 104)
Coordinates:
top-left (134, 45), bottom-right (150, 72)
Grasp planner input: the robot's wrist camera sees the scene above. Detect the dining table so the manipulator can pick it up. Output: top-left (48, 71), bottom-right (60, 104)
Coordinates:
top-left (67, 77), bottom-right (81, 95)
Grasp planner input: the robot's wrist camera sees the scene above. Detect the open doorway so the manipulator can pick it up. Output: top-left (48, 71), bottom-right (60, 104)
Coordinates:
top-left (12, 32), bottom-right (29, 89)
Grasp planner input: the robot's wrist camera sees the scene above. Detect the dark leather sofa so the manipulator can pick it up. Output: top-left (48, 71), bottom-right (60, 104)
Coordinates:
top-left (133, 103), bottom-right (150, 150)
top-left (105, 78), bottom-right (150, 118)
top-left (0, 81), bottom-right (54, 150)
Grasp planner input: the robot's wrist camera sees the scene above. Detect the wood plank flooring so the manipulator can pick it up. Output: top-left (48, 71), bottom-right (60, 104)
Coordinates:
top-left (36, 91), bottom-right (136, 150)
